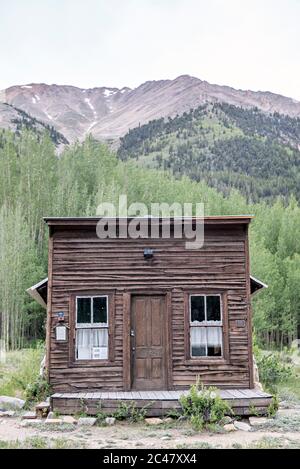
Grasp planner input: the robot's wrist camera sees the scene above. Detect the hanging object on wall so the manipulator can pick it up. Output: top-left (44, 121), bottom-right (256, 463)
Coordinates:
top-left (54, 312), bottom-right (69, 341)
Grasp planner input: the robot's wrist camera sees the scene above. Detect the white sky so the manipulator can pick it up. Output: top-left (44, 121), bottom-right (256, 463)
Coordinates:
top-left (1, 0), bottom-right (299, 99)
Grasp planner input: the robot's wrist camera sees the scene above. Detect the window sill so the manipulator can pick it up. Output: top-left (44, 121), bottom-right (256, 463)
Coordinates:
top-left (69, 359), bottom-right (113, 368)
top-left (184, 357), bottom-right (230, 366)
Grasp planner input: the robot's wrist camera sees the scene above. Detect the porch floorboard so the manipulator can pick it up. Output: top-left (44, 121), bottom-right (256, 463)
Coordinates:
top-left (51, 388), bottom-right (273, 417)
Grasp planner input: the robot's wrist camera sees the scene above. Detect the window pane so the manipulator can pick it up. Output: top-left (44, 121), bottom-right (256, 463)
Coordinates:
top-left (93, 329), bottom-right (108, 347)
top-left (76, 328), bottom-right (91, 359)
top-left (190, 296), bottom-right (205, 323)
top-left (207, 326), bottom-right (222, 356)
top-left (92, 329), bottom-right (108, 359)
top-left (206, 296), bottom-right (221, 322)
top-left (77, 298), bottom-right (91, 324)
top-left (191, 326), bottom-right (207, 356)
top-left (76, 328), bottom-right (109, 360)
top-left (93, 297), bottom-right (108, 324)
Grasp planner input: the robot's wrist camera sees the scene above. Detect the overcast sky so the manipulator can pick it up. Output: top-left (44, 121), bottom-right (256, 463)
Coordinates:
top-left (1, 0), bottom-right (299, 99)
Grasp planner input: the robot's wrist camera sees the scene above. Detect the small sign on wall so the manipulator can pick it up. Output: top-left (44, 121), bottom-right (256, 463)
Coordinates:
top-left (236, 319), bottom-right (246, 328)
top-left (54, 323), bottom-right (68, 341)
top-left (56, 325), bottom-right (67, 341)
top-left (54, 311), bottom-right (69, 342)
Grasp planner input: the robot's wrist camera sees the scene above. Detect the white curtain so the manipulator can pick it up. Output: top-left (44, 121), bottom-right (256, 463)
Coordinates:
top-left (191, 327), bottom-right (207, 356)
top-left (190, 326), bottom-right (222, 356)
top-left (93, 329), bottom-right (108, 359)
top-left (191, 327), bottom-right (207, 347)
top-left (93, 329), bottom-right (108, 347)
top-left (76, 328), bottom-right (108, 360)
top-left (207, 327), bottom-right (222, 347)
top-left (76, 329), bottom-right (91, 359)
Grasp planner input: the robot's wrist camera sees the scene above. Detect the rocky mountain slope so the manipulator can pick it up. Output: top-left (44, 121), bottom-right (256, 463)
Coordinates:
top-left (0, 102), bottom-right (68, 146)
top-left (1, 75), bottom-right (300, 144)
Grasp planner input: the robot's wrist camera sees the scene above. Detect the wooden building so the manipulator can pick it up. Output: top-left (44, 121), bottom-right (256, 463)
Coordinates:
top-left (28, 216), bottom-right (272, 415)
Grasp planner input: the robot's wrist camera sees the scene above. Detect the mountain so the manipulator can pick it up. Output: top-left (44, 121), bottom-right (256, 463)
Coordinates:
top-left (1, 75), bottom-right (300, 144)
top-left (1, 75), bottom-right (300, 202)
top-left (0, 102), bottom-right (68, 147)
top-left (117, 102), bottom-right (300, 202)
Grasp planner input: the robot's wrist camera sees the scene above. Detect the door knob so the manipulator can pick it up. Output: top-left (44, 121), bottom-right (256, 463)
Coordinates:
top-left (132, 347), bottom-right (135, 351)
top-left (130, 330), bottom-right (135, 337)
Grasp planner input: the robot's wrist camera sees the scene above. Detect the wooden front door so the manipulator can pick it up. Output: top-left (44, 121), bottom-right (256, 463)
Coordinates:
top-left (131, 295), bottom-right (167, 390)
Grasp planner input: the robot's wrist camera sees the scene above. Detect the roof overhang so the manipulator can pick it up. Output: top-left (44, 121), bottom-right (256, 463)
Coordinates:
top-left (27, 273), bottom-right (267, 309)
top-left (26, 277), bottom-right (48, 309)
top-left (250, 275), bottom-right (268, 295)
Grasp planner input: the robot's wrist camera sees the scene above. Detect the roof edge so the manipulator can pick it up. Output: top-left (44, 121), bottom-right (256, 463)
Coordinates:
top-left (44, 215), bottom-right (254, 226)
top-left (26, 277), bottom-right (48, 309)
top-left (250, 275), bottom-right (268, 290)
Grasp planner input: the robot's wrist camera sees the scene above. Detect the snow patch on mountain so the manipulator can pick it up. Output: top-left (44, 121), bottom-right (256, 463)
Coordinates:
top-left (84, 97), bottom-right (95, 111)
top-left (85, 120), bottom-right (98, 135)
top-left (83, 97), bottom-right (98, 135)
top-left (103, 89), bottom-right (116, 98)
top-left (45, 111), bottom-right (53, 120)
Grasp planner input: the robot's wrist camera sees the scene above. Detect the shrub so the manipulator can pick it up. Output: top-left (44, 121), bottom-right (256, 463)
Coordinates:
top-left (256, 352), bottom-right (293, 392)
top-left (179, 379), bottom-right (232, 430)
top-left (25, 377), bottom-right (51, 405)
top-left (267, 395), bottom-right (279, 418)
top-left (113, 401), bottom-right (152, 422)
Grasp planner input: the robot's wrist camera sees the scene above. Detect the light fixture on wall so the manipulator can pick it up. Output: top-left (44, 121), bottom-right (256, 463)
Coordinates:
top-left (144, 248), bottom-right (154, 260)
top-left (57, 311), bottom-right (65, 322)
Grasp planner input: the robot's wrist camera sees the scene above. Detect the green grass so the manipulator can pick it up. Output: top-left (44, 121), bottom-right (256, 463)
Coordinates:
top-left (0, 345), bottom-right (45, 399)
top-left (277, 365), bottom-right (300, 403)
top-left (26, 423), bottom-right (77, 432)
top-left (0, 436), bottom-right (85, 449)
top-left (233, 436), bottom-right (300, 449)
top-left (177, 436), bottom-right (300, 450)
top-left (252, 415), bottom-right (300, 433)
top-left (176, 441), bottom-right (216, 449)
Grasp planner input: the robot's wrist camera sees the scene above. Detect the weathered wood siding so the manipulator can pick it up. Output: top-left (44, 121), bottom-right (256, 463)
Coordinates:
top-left (48, 222), bottom-right (252, 392)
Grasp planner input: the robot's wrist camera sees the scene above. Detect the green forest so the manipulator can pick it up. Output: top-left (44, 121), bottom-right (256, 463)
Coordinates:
top-left (118, 103), bottom-right (300, 203)
top-left (0, 128), bottom-right (300, 350)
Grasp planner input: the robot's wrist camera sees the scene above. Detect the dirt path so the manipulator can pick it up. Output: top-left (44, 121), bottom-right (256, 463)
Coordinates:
top-left (0, 417), bottom-right (300, 449)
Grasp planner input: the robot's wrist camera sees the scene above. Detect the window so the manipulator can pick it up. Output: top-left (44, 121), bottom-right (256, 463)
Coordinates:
top-left (189, 295), bottom-right (222, 357)
top-left (75, 296), bottom-right (108, 360)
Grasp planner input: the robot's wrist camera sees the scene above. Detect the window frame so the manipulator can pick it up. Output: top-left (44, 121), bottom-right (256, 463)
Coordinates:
top-left (69, 291), bottom-right (115, 367)
top-left (184, 290), bottom-right (229, 364)
top-left (75, 295), bottom-right (109, 361)
top-left (189, 294), bottom-right (223, 358)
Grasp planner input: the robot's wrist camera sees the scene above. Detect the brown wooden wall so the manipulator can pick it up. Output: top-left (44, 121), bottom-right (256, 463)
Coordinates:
top-left (47, 221), bottom-right (253, 392)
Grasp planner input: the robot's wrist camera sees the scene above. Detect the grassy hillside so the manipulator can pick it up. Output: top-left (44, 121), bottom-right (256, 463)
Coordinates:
top-left (118, 103), bottom-right (300, 202)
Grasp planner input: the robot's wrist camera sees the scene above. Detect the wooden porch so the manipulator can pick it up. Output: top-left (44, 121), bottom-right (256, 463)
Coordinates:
top-left (51, 389), bottom-right (273, 417)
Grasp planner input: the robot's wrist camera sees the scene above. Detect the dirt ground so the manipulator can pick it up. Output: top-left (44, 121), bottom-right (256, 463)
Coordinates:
top-left (0, 414), bottom-right (300, 449)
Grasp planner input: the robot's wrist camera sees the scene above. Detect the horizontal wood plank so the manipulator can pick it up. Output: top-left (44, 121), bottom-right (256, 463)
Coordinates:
top-left (51, 388), bottom-right (272, 416)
